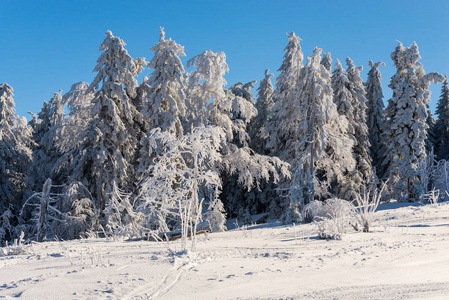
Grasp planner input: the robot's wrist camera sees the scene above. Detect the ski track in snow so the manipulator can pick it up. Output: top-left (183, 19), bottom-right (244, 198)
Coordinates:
top-left (1, 202), bottom-right (449, 299)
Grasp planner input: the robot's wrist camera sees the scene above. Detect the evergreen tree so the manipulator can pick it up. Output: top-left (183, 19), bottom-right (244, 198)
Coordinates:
top-left (425, 104), bottom-right (437, 154)
top-left (0, 84), bottom-right (32, 241)
top-left (383, 42), bottom-right (443, 201)
top-left (345, 57), bottom-right (373, 199)
top-left (435, 76), bottom-right (449, 160)
top-left (138, 28), bottom-right (187, 182)
top-left (60, 82), bottom-right (93, 149)
top-left (321, 52), bottom-right (332, 72)
top-left (26, 91), bottom-right (65, 196)
top-left (66, 31), bottom-right (144, 228)
top-left (141, 27), bottom-right (186, 136)
top-left (264, 32), bottom-right (304, 157)
top-left (249, 69), bottom-right (274, 154)
top-left (289, 49), bottom-right (355, 213)
top-left (275, 32), bottom-right (303, 101)
top-left (0, 83), bottom-right (28, 211)
top-left (364, 60), bottom-right (386, 178)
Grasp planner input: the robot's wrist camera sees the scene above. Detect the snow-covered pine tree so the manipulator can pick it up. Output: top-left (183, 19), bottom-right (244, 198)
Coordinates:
top-left (249, 69), bottom-right (274, 154)
top-left (434, 76), bottom-right (449, 160)
top-left (0, 83), bottom-right (30, 213)
top-left (65, 31), bottom-right (144, 229)
top-left (425, 104), bottom-right (437, 154)
top-left (321, 52), bottom-right (332, 73)
top-left (59, 181), bottom-right (95, 239)
top-left (264, 32), bottom-right (304, 157)
top-left (141, 27), bottom-right (185, 136)
top-left (184, 50), bottom-right (228, 132)
top-left (275, 32), bottom-right (304, 104)
top-left (288, 48), bottom-right (355, 216)
top-left (343, 57), bottom-right (372, 200)
top-left (26, 91), bottom-right (65, 197)
top-left (383, 41), bottom-right (444, 201)
top-left (59, 82), bottom-right (93, 152)
top-left (138, 28), bottom-right (186, 182)
top-left (364, 60), bottom-right (386, 178)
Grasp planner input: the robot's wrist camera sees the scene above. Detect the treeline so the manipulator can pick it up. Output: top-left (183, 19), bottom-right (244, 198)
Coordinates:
top-left (1, 29), bottom-right (449, 244)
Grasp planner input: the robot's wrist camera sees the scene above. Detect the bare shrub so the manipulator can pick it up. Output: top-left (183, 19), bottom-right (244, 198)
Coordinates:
top-left (310, 198), bottom-right (355, 240)
top-left (422, 188), bottom-right (440, 205)
top-left (353, 183), bottom-right (386, 232)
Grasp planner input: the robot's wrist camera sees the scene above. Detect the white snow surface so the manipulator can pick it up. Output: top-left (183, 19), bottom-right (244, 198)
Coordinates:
top-left (2, 202), bottom-right (449, 299)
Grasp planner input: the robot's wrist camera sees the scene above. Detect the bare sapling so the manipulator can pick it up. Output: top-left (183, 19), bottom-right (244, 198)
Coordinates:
top-left (353, 181), bottom-right (386, 232)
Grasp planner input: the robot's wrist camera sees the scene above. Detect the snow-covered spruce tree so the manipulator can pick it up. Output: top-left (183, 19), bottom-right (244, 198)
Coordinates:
top-left (288, 48), bottom-right (355, 219)
top-left (59, 181), bottom-right (95, 239)
top-left (184, 50), bottom-right (228, 132)
top-left (26, 91), bottom-right (65, 198)
top-left (187, 50), bottom-right (290, 219)
top-left (59, 82), bottom-right (93, 152)
top-left (321, 52), bottom-right (332, 73)
top-left (364, 60), bottom-right (386, 178)
top-left (275, 32), bottom-right (304, 103)
top-left (264, 32), bottom-right (304, 157)
top-left (140, 27), bottom-right (185, 136)
top-left (138, 126), bottom-right (226, 250)
top-left (44, 82), bottom-right (98, 239)
top-left (0, 83), bottom-right (31, 213)
top-left (383, 41), bottom-right (443, 201)
top-left (341, 57), bottom-right (373, 200)
top-left (425, 104), bottom-right (437, 155)
top-left (0, 209), bottom-right (14, 244)
top-left (434, 76), bottom-right (449, 160)
top-left (65, 31), bottom-right (144, 229)
top-left (138, 28), bottom-right (186, 182)
top-left (249, 69), bottom-right (274, 154)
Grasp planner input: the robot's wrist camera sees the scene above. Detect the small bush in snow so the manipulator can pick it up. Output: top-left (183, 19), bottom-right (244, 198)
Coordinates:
top-left (353, 183), bottom-right (385, 232)
top-left (433, 160), bottom-right (449, 202)
top-left (301, 200), bottom-right (326, 223)
top-left (312, 198), bottom-right (355, 240)
top-left (0, 232), bottom-right (27, 257)
top-left (421, 188), bottom-right (440, 205)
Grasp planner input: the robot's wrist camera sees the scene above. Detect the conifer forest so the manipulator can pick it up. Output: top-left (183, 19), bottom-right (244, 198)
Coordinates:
top-left (2, 28), bottom-right (449, 248)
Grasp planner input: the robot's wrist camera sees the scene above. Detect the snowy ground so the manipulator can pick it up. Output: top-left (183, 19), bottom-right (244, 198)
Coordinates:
top-left (1, 202), bottom-right (449, 299)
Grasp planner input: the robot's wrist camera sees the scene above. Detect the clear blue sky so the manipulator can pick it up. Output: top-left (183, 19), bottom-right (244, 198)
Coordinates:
top-left (1, 0), bottom-right (448, 119)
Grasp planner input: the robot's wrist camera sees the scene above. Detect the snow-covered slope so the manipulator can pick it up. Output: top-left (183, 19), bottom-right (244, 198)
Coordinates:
top-left (1, 202), bottom-right (449, 299)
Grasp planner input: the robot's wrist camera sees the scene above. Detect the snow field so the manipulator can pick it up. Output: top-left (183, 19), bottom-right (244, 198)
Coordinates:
top-left (1, 201), bottom-right (449, 299)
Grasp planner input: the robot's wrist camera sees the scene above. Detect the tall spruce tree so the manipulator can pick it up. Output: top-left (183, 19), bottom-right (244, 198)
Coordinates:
top-left (0, 83), bottom-right (19, 211)
top-left (331, 57), bottom-right (372, 201)
top-left (435, 76), bottom-right (449, 160)
top-left (289, 49), bottom-right (355, 213)
top-left (141, 27), bottom-right (186, 136)
top-left (249, 69), bottom-right (274, 154)
top-left (383, 42), bottom-right (443, 201)
top-left (66, 31), bottom-right (144, 228)
top-left (364, 60), bottom-right (386, 178)
top-left (425, 105), bottom-right (437, 154)
top-left (0, 84), bottom-right (32, 241)
top-left (138, 28), bottom-right (186, 181)
top-left (321, 52), bottom-right (332, 72)
top-left (26, 91), bottom-right (65, 196)
top-left (345, 57), bottom-right (373, 198)
top-left (264, 32), bottom-right (304, 157)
